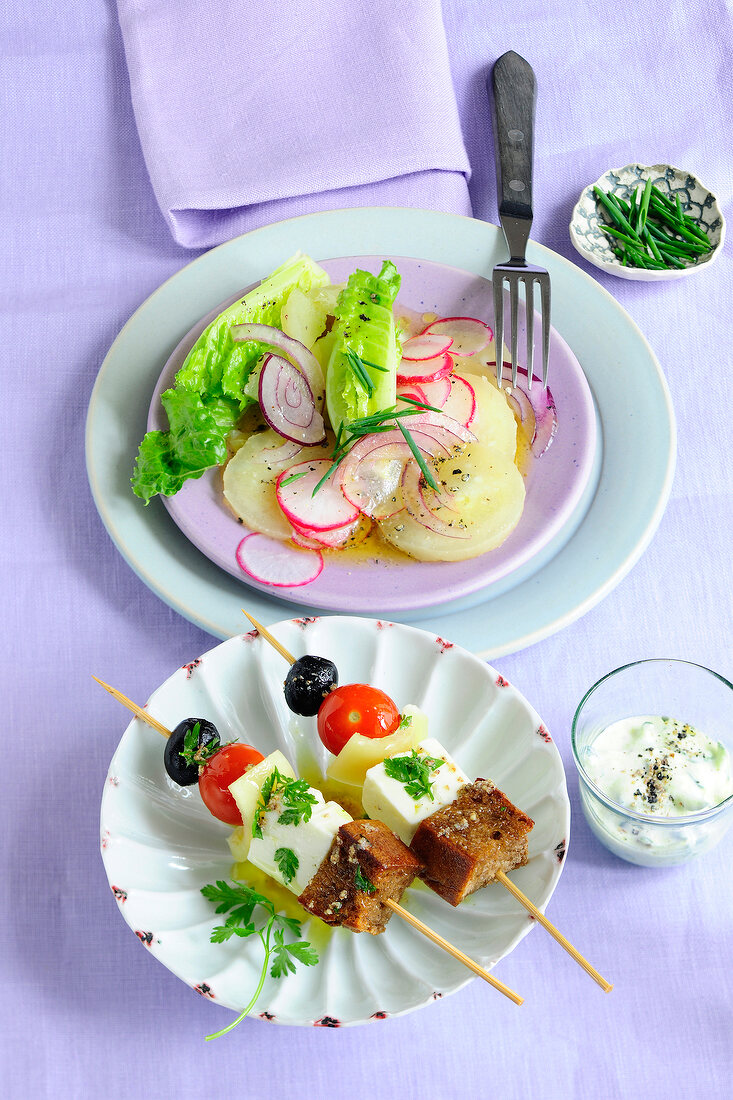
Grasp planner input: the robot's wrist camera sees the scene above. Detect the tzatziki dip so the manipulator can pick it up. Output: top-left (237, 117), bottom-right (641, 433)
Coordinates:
top-left (579, 715), bottom-right (733, 865)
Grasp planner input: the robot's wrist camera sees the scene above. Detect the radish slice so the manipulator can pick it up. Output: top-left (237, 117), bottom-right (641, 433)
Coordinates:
top-left (422, 317), bottom-right (492, 357)
top-left (401, 463), bottom-right (469, 539)
top-left (340, 438), bottom-right (411, 518)
top-left (402, 410), bottom-right (476, 447)
top-left (403, 376), bottom-right (452, 409)
top-left (231, 322), bottom-right (325, 411)
top-left (276, 461), bottom-right (359, 531)
top-left (397, 352), bottom-right (453, 385)
top-left (440, 376), bottom-right (476, 426)
top-left (401, 333), bottom-right (453, 361)
top-left (397, 382), bottom-right (429, 405)
top-left (258, 354), bottom-right (326, 445)
top-left (292, 516), bottom-right (361, 548)
top-left (499, 363), bottom-right (557, 456)
top-left (236, 533), bottom-right (323, 588)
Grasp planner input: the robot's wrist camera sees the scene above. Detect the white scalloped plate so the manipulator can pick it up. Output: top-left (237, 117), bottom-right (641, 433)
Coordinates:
top-left (100, 616), bottom-right (570, 1028)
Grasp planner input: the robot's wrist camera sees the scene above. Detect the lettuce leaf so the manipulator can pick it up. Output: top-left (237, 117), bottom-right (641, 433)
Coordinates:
top-left (325, 261), bottom-right (401, 431)
top-left (131, 390), bottom-right (239, 504)
top-left (176, 251), bottom-right (330, 406)
top-left (131, 251), bottom-right (330, 502)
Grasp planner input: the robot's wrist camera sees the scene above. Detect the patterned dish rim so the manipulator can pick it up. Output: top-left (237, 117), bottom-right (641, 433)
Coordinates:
top-left (569, 162), bottom-right (726, 281)
top-left (99, 615), bottom-right (571, 1028)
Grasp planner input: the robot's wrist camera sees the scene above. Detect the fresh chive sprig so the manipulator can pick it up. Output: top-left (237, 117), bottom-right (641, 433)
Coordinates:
top-left (592, 180), bottom-right (713, 271)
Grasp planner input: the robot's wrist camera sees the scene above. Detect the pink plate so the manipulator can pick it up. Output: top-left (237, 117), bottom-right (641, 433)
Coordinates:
top-left (149, 256), bottom-right (599, 614)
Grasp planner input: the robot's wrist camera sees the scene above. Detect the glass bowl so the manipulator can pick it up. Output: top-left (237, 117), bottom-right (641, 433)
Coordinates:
top-left (571, 660), bottom-right (733, 866)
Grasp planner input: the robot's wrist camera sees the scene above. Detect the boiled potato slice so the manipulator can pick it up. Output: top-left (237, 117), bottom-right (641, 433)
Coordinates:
top-left (462, 371), bottom-right (518, 459)
top-left (222, 429), bottom-right (331, 538)
top-left (326, 705), bottom-right (428, 788)
top-left (379, 442), bottom-right (525, 561)
top-left (280, 287), bottom-right (329, 350)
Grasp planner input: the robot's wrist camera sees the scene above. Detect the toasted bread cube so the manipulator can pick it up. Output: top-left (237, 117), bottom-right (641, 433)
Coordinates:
top-left (410, 780), bottom-right (534, 906)
top-left (298, 820), bottom-right (423, 934)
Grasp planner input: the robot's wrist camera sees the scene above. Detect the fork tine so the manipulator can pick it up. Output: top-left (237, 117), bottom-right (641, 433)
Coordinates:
top-left (524, 277), bottom-right (535, 389)
top-left (540, 278), bottom-right (551, 388)
top-left (509, 278), bottom-right (519, 388)
top-left (492, 276), bottom-right (504, 388)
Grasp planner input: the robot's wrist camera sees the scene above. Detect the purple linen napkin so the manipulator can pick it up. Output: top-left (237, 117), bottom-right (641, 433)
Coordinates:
top-left (116, 0), bottom-right (472, 247)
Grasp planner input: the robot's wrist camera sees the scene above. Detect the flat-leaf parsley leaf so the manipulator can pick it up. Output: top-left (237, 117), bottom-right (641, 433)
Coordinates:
top-left (200, 880), bottom-right (318, 1039)
top-left (383, 749), bottom-right (444, 801)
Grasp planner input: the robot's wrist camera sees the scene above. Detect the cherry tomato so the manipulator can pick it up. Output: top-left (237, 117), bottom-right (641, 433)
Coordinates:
top-left (317, 683), bottom-right (400, 755)
top-left (199, 743), bottom-right (265, 825)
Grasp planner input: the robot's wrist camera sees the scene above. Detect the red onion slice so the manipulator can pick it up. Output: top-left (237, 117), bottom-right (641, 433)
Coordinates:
top-left (276, 460), bottom-right (359, 531)
top-left (401, 462), bottom-right (469, 539)
top-left (499, 363), bottom-right (557, 456)
top-left (421, 316), bottom-right (492, 357)
top-left (258, 354), bottom-right (326, 446)
top-left (236, 533), bottom-right (323, 588)
top-left (291, 516), bottom-right (361, 548)
top-left (231, 322), bottom-right (325, 411)
top-left (340, 437), bottom-right (411, 518)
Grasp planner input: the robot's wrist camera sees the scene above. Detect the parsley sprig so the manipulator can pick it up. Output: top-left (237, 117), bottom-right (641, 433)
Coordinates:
top-left (252, 768), bottom-right (319, 838)
top-left (179, 722), bottom-right (223, 769)
top-left (354, 866), bottom-right (375, 894)
top-left (384, 749), bottom-right (444, 802)
top-left (201, 880), bottom-right (318, 1040)
top-left (274, 847), bottom-right (299, 885)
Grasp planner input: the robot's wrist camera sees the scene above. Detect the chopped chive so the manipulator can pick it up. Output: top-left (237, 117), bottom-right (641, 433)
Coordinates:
top-left (397, 394), bottom-right (443, 414)
top-left (642, 227), bottom-right (663, 264)
top-left (279, 471), bottom-right (309, 487)
top-left (311, 460), bottom-right (341, 497)
top-left (396, 421), bottom-right (440, 492)
top-left (601, 225), bottom-right (645, 249)
top-left (638, 178), bottom-right (653, 231)
top-left (593, 186), bottom-right (640, 239)
top-left (359, 356), bottom-right (389, 373)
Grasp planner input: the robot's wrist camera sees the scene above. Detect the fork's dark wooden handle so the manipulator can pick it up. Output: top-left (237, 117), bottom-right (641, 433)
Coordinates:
top-left (490, 51), bottom-right (536, 222)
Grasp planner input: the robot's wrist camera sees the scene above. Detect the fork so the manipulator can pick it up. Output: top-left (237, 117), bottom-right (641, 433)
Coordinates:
top-left (489, 51), bottom-right (550, 390)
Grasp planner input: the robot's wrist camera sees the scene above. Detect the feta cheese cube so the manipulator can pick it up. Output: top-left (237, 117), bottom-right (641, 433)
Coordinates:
top-left (361, 737), bottom-right (468, 844)
top-left (227, 751), bottom-right (296, 861)
top-left (248, 791), bottom-right (353, 895)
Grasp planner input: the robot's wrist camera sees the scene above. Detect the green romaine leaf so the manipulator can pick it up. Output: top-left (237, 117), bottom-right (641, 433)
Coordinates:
top-left (325, 260), bottom-right (401, 432)
top-left (131, 389), bottom-right (239, 503)
top-left (132, 252), bottom-right (330, 503)
top-left (176, 251), bottom-right (330, 404)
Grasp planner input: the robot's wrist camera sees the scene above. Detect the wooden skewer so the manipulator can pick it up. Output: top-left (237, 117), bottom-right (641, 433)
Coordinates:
top-left (242, 611), bottom-right (297, 665)
top-left (95, 672), bottom-right (523, 1005)
top-left (385, 900), bottom-right (522, 1004)
top-left (244, 610), bottom-right (613, 993)
top-left (93, 676), bottom-right (171, 738)
top-left (495, 870), bottom-right (612, 992)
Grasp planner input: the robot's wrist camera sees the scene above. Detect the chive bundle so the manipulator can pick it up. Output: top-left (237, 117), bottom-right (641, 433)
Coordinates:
top-left (345, 347), bottom-right (388, 397)
top-left (311, 397), bottom-right (443, 497)
top-left (593, 180), bottom-right (713, 271)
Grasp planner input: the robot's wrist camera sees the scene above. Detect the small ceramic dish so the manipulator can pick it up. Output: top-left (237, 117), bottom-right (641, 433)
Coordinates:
top-left (570, 163), bottom-right (725, 281)
top-left (100, 615), bottom-right (570, 1027)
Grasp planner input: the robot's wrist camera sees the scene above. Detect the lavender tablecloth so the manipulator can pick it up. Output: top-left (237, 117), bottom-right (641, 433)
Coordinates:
top-left (3, 1), bottom-right (732, 1097)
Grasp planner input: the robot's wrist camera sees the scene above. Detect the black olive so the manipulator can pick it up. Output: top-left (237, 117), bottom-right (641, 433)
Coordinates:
top-left (284, 655), bottom-right (338, 716)
top-left (164, 718), bottom-right (220, 786)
